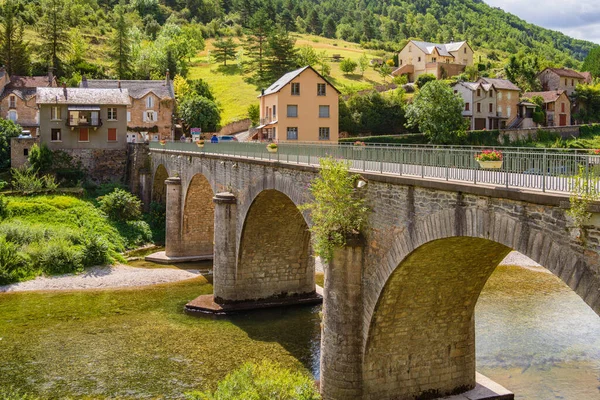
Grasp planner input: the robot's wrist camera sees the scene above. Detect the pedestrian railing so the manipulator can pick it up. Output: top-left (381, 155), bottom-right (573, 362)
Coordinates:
top-left (150, 141), bottom-right (600, 194)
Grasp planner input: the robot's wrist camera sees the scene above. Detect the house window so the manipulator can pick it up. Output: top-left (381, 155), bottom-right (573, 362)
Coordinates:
top-left (432, 57), bottom-right (437, 62)
top-left (561, 103), bottom-right (566, 113)
top-left (146, 96), bottom-right (154, 108)
top-left (477, 103), bottom-right (481, 113)
top-left (23, 148), bottom-right (28, 157)
top-left (319, 127), bottom-right (330, 140)
top-left (477, 89), bottom-right (481, 97)
top-left (489, 103), bottom-right (493, 113)
top-left (291, 83), bottom-right (300, 96)
top-left (507, 106), bottom-right (511, 117)
top-left (571, 79), bottom-right (574, 86)
top-left (51, 128), bottom-right (61, 142)
top-left (9, 95), bottom-right (16, 109)
top-left (454, 90), bottom-right (457, 94)
top-left (273, 105), bottom-right (277, 118)
top-left (79, 128), bottom-right (89, 142)
top-left (498, 106), bottom-right (503, 114)
top-left (317, 83), bottom-right (326, 96)
top-left (287, 127), bottom-right (298, 140)
top-left (127, 111), bottom-right (131, 122)
top-left (51, 106), bottom-right (61, 120)
top-left (464, 47), bottom-right (467, 54)
top-left (400, 59), bottom-right (403, 65)
top-left (287, 105), bottom-right (298, 118)
top-left (565, 79), bottom-right (568, 86)
top-left (107, 108), bottom-right (117, 121)
top-left (108, 128), bottom-right (117, 142)
top-left (418, 56), bottom-right (421, 62)
top-left (319, 105), bottom-right (330, 118)
top-left (8, 110), bottom-right (17, 122)
top-left (489, 90), bottom-right (493, 98)
top-left (465, 103), bottom-right (470, 111)
top-left (507, 92), bottom-right (512, 100)
top-left (144, 111), bottom-right (157, 122)
top-left (498, 92), bottom-right (503, 100)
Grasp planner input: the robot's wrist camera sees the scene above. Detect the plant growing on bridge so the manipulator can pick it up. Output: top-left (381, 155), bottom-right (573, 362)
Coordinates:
top-left (568, 165), bottom-right (599, 242)
top-left (300, 158), bottom-right (369, 263)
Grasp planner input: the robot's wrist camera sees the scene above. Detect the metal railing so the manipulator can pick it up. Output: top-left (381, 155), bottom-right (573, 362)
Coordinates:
top-left (150, 141), bottom-right (600, 194)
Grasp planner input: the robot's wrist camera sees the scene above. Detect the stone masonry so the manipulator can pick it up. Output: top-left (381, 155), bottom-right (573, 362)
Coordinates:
top-left (150, 149), bottom-right (600, 400)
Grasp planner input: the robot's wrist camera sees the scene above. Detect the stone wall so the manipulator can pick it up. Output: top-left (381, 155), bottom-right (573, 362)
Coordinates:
top-left (126, 143), bottom-right (151, 205)
top-left (500, 125), bottom-right (580, 142)
top-left (10, 137), bottom-right (39, 169)
top-left (60, 148), bottom-right (128, 183)
top-left (219, 119), bottom-right (251, 136)
top-left (0, 94), bottom-right (39, 135)
top-left (181, 174), bottom-right (215, 257)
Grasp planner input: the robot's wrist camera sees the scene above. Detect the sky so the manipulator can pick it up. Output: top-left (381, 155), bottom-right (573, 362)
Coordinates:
top-left (484, 0), bottom-right (600, 44)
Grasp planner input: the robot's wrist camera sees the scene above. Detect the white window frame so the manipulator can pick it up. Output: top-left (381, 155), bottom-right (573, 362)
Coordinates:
top-left (317, 83), bottom-right (326, 96)
top-left (7, 110), bottom-right (17, 122)
top-left (146, 96), bottom-right (154, 109)
top-left (9, 95), bottom-right (16, 109)
top-left (107, 107), bottom-right (117, 121)
top-left (319, 127), bottom-right (330, 141)
top-left (287, 105), bottom-right (298, 118)
top-left (51, 128), bottom-right (62, 142)
top-left (291, 83), bottom-right (300, 96)
top-left (287, 127), bottom-right (298, 140)
top-left (144, 110), bottom-right (157, 122)
top-left (319, 105), bottom-right (330, 118)
top-left (51, 106), bottom-right (61, 121)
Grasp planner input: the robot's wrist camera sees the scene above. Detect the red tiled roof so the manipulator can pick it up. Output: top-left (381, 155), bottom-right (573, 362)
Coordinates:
top-left (543, 68), bottom-right (585, 79)
top-left (522, 90), bottom-right (566, 104)
top-left (581, 71), bottom-right (593, 84)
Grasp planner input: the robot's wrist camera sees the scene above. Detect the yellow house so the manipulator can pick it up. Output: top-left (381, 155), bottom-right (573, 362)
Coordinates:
top-left (255, 66), bottom-right (340, 142)
top-left (393, 40), bottom-right (473, 82)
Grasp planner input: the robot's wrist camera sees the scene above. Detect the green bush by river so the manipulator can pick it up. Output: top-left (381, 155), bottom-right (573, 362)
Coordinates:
top-left (0, 194), bottom-right (153, 285)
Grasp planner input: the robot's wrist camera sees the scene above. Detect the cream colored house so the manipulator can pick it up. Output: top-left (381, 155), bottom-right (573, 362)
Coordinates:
top-left (393, 40), bottom-right (473, 82)
top-left (256, 66), bottom-right (340, 142)
top-left (453, 78), bottom-right (520, 130)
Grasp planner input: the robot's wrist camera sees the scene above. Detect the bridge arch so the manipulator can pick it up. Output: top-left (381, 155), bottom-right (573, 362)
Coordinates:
top-left (151, 164), bottom-right (169, 203)
top-left (234, 189), bottom-right (314, 301)
top-left (361, 208), bottom-right (597, 400)
top-left (180, 173), bottom-right (215, 257)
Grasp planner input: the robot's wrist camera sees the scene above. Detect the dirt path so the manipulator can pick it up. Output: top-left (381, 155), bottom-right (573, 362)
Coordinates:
top-left (0, 264), bottom-right (203, 293)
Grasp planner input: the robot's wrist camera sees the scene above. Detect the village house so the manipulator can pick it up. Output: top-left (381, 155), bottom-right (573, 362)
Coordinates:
top-left (393, 40), bottom-right (473, 83)
top-left (36, 86), bottom-right (130, 151)
top-left (0, 68), bottom-right (57, 136)
top-left (537, 68), bottom-right (586, 96)
top-left (452, 78), bottom-right (520, 130)
top-left (82, 75), bottom-right (175, 142)
top-left (523, 90), bottom-right (571, 127)
top-left (255, 66), bottom-right (340, 142)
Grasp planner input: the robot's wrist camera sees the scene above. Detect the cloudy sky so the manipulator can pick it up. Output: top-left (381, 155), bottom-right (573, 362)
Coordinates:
top-left (484, 0), bottom-right (600, 44)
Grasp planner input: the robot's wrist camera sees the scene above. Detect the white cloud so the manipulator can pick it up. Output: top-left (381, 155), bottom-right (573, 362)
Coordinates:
top-left (484, 0), bottom-right (600, 44)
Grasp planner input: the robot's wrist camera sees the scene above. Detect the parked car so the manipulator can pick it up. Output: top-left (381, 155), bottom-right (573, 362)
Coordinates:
top-left (219, 135), bottom-right (238, 142)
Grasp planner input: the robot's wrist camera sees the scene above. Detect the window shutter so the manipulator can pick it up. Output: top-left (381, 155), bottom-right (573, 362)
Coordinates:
top-left (142, 112), bottom-right (147, 122)
top-left (127, 112), bottom-right (131, 122)
top-left (153, 111), bottom-right (158, 121)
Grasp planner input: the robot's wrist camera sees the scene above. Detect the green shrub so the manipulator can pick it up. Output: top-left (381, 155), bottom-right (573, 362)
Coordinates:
top-left (0, 195), bottom-right (8, 219)
top-left (0, 180), bottom-right (7, 190)
top-left (146, 201), bottom-right (166, 244)
top-left (81, 234), bottom-right (112, 267)
top-left (339, 134), bottom-right (427, 145)
top-left (415, 73), bottom-right (436, 89)
top-left (186, 361), bottom-right (320, 400)
top-left (11, 167), bottom-right (44, 193)
top-left (98, 189), bottom-right (142, 222)
top-left (0, 386), bottom-right (40, 400)
top-left (116, 220), bottom-right (153, 249)
top-left (579, 124), bottom-right (600, 138)
top-left (28, 143), bottom-right (53, 174)
top-left (27, 238), bottom-right (84, 275)
top-left (0, 222), bottom-right (51, 245)
top-left (0, 236), bottom-right (31, 285)
top-left (460, 129), bottom-right (501, 146)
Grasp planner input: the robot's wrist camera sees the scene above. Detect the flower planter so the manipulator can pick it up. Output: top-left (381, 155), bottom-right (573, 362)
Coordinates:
top-left (267, 147), bottom-right (278, 153)
top-left (196, 143), bottom-right (204, 148)
top-left (477, 160), bottom-right (503, 169)
top-left (354, 146), bottom-right (365, 151)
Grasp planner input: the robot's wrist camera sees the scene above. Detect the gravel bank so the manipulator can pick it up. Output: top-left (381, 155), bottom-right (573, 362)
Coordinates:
top-left (0, 264), bottom-right (203, 293)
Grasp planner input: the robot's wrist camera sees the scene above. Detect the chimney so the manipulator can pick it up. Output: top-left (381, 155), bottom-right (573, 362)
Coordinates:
top-left (261, 89), bottom-right (265, 96)
top-left (81, 75), bottom-right (88, 88)
top-left (165, 69), bottom-right (170, 86)
top-left (62, 82), bottom-right (67, 100)
top-left (48, 67), bottom-right (54, 87)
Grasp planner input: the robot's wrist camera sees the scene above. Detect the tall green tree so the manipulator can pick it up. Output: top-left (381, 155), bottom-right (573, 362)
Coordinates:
top-left (0, 0), bottom-right (30, 76)
top-left (322, 16), bottom-right (336, 38)
top-left (212, 36), bottom-right (237, 66)
top-left (110, 9), bottom-right (133, 79)
top-left (38, 0), bottom-right (69, 77)
top-left (264, 26), bottom-right (298, 85)
top-left (179, 95), bottom-right (221, 132)
top-left (306, 9), bottom-right (321, 34)
top-left (0, 119), bottom-right (21, 171)
top-left (245, 9), bottom-right (273, 87)
top-left (582, 47), bottom-right (600, 78)
top-left (406, 80), bottom-right (467, 144)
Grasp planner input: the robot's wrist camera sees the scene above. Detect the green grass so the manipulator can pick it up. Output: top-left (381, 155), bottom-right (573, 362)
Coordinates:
top-left (0, 279), bottom-right (321, 398)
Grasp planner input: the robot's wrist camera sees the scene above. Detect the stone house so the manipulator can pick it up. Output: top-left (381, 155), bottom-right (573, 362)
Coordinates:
top-left (393, 40), bottom-right (473, 83)
top-left (0, 68), bottom-right (57, 136)
top-left (537, 68), bottom-right (586, 96)
top-left (523, 90), bottom-right (571, 127)
top-left (255, 66), bottom-right (340, 142)
top-left (452, 78), bottom-right (520, 130)
top-left (82, 76), bottom-right (175, 142)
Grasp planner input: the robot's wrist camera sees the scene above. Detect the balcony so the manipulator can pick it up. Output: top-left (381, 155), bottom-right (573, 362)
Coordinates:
top-left (66, 106), bottom-right (102, 128)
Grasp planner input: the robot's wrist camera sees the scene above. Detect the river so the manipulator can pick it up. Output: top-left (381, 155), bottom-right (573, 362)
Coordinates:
top-left (0, 260), bottom-right (598, 399)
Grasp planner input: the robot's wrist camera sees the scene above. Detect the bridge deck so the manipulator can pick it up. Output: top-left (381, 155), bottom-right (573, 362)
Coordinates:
top-left (150, 142), bottom-right (600, 195)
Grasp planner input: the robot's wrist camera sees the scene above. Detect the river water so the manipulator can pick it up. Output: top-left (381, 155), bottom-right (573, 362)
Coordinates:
top-left (0, 260), bottom-right (598, 399)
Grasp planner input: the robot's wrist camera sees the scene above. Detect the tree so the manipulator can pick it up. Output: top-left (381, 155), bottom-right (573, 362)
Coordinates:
top-left (306, 9), bottom-right (321, 34)
top-left (504, 54), bottom-right (541, 92)
top-left (179, 95), bottom-right (221, 132)
top-left (340, 58), bottom-right (357, 75)
top-left (316, 50), bottom-right (331, 77)
top-left (188, 78), bottom-right (216, 101)
top-left (246, 9), bottom-right (273, 87)
top-left (38, 0), bottom-right (70, 77)
top-left (406, 80), bottom-right (467, 144)
top-left (110, 9), bottom-right (133, 79)
top-left (297, 45), bottom-right (318, 67)
top-left (323, 16), bottom-right (336, 38)
top-left (28, 143), bottom-right (54, 174)
top-left (573, 83), bottom-right (600, 123)
top-left (415, 73), bottom-right (436, 89)
top-left (0, 119), bottom-right (21, 171)
top-left (264, 26), bottom-right (298, 85)
top-left (248, 103), bottom-right (259, 126)
top-left (358, 53), bottom-right (369, 77)
top-left (0, 0), bottom-right (30, 76)
top-left (582, 46), bottom-right (600, 78)
top-left (378, 64), bottom-right (393, 82)
top-left (213, 36), bottom-right (237, 66)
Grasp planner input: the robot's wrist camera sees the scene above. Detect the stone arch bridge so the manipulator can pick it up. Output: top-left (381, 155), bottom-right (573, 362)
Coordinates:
top-left (142, 145), bottom-right (600, 400)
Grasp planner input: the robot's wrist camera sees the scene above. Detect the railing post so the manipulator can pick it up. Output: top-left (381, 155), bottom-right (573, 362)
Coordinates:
top-left (542, 149), bottom-right (547, 192)
top-left (421, 148), bottom-right (425, 178)
top-left (445, 151), bottom-right (449, 181)
top-left (380, 147), bottom-right (383, 174)
top-left (400, 147), bottom-right (403, 176)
